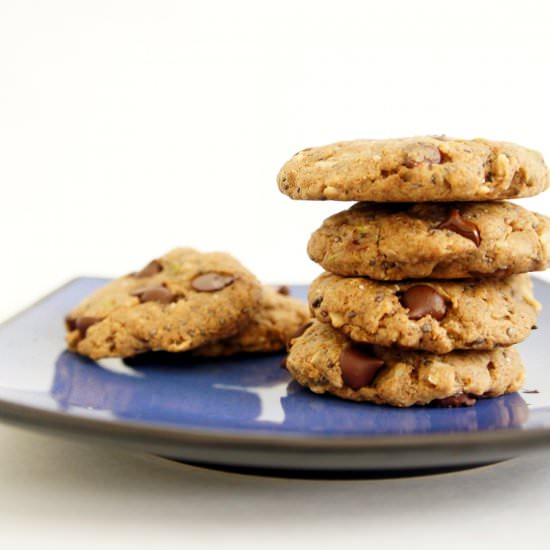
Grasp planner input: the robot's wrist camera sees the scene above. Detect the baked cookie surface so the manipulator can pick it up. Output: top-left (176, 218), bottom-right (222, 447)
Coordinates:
top-left (195, 285), bottom-right (310, 356)
top-left (309, 272), bottom-right (540, 354)
top-left (278, 137), bottom-right (549, 202)
top-left (285, 321), bottom-right (525, 407)
top-left (65, 248), bottom-right (262, 359)
top-left (308, 201), bottom-right (550, 279)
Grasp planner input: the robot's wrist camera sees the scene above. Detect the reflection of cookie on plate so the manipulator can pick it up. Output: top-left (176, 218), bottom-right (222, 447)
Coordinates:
top-left (195, 285), bottom-right (309, 356)
top-left (285, 321), bottom-right (525, 408)
top-left (308, 272), bottom-right (540, 354)
top-left (278, 136), bottom-right (549, 202)
top-left (65, 248), bottom-right (262, 359)
top-left (308, 201), bottom-right (550, 279)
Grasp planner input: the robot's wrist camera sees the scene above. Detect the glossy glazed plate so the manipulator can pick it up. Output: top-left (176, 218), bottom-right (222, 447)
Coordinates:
top-left (0, 277), bottom-right (549, 472)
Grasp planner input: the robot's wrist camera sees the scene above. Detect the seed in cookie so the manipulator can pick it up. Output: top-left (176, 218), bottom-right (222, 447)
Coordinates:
top-left (132, 260), bottom-right (163, 278)
top-left (340, 343), bottom-right (385, 390)
top-left (132, 285), bottom-right (175, 304)
top-left (191, 272), bottom-right (235, 292)
top-left (438, 209), bottom-right (481, 246)
top-left (400, 285), bottom-right (447, 321)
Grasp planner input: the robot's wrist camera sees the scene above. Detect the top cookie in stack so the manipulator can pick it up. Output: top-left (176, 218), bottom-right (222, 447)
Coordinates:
top-left (279, 136), bottom-right (550, 407)
top-left (278, 136), bottom-right (549, 203)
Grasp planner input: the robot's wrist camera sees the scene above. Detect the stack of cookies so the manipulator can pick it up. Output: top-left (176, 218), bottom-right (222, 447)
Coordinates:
top-left (279, 137), bottom-right (550, 407)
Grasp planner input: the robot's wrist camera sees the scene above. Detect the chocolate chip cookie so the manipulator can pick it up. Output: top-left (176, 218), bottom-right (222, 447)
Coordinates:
top-left (285, 321), bottom-right (525, 407)
top-left (309, 272), bottom-right (540, 354)
top-left (65, 248), bottom-right (262, 359)
top-left (194, 285), bottom-right (310, 356)
top-left (278, 137), bottom-right (549, 202)
top-left (308, 201), bottom-right (550, 279)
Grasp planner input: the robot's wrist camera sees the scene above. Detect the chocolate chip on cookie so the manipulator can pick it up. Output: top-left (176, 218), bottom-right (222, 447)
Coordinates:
top-left (400, 285), bottom-right (447, 321)
top-left (431, 393), bottom-right (477, 408)
top-left (438, 209), bottom-right (481, 246)
top-left (132, 260), bottom-right (163, 278)
top-left (132, 285), bottom-right (175, 304)
top-left (191, 273), bottom-right (235, 292)
top-left (340, 343), bottom-right (385, 390)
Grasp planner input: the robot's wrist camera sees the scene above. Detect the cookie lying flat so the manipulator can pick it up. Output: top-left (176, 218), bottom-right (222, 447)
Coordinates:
top-left (277, 137), bottom-right (549, 202)
top-left (309, 272), bottom-right (540, 354)
top-left (66, 248), bottom-right (262, 359)
top-left (194, 285), bottom-right (310, 356)
top-left (308, 201), bottom-right (550, 279)
top-left (285, 321), bottom-right (524, 407)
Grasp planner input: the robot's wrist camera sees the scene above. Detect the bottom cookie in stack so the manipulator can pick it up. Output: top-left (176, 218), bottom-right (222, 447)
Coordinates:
top-left (285, 321), bottom-right (525, 408)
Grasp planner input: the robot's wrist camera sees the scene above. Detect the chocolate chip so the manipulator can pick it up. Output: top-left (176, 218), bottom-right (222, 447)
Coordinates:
top-left (431, 393), bottom-right (477, 408)
top-left (133, 260), bottom-right (163, 278)
top-left (339, 343), bottom-right (385, 390)
top-left (400, 285), bottom-right (447, 321)
top-left (286, 320), bottom-right (313, 350)
top-left (532, 325), bottom-right (538, 330)
top-left (311, 296), bottom-right (323, 308)
top-left (65, 316), bottom-right (77, 331)
top-left (277, 285), bottom-right (290, 296)
top-left (438, 209), bottom-right (481, 246)
top-left (191, 272), bottom-right (235, 292)
top-left (404, 145), bottom-right (441, 168)
top-left (281, 356), bottom-right (288, 370)
top-left (132, 285), bottom-right (174, 304)
top-left (74, 316), bottom-right (101, 337)
top-left (290, 321), bottom-right (313, 340)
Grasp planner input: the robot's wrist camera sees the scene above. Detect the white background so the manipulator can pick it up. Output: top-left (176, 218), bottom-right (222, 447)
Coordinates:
top-left (2, 1), bottom-right (550, 548)
top-left (1, 0), bottom-right (550, 321)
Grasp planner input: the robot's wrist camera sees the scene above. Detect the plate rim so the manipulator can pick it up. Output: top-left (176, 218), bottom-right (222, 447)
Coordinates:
top-left (1, 276), bottom-right (550, 469)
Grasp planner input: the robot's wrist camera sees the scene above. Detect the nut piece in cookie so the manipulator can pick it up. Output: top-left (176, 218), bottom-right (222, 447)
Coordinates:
top-left (285, 321), bottom-right (525, 407)
top-left (65, 248), bottom-right (262, 359)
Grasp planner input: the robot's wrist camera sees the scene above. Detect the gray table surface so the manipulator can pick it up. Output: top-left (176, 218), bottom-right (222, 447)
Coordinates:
top-left (0, 421), bottom-right (547, 549)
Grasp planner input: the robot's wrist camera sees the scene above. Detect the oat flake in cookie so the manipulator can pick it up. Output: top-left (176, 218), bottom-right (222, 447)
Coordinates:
top-left (65, 248), bottom-right (262, 359)
top-left (194, 285), bottom-right (310, 356)
top-left (308, 201), bottom-right (550, 280)
top-left (285, 321), bottom-right (525, 408)
top-left (309, 272), bottom-right (540, 354)
top-left (277, 137), bottom-right (549, 202)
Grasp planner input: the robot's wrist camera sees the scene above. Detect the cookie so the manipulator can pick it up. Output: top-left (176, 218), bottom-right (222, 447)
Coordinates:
top-left (309, 272), bottom-right (540, 354)
top-left (277, 137), bottom-right (549, 202)
top-left (65, 248), bottom-right (262, 359)
top-left (285, 321), bottom-right (525, 407)
top-left (194, 285), bottom-right (310, 356)
top-left (308, 201), bottom-right (550, 279)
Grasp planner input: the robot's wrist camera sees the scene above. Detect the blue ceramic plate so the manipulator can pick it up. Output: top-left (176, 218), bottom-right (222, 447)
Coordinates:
top-left (0, 277), bottom-right (549, 472)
